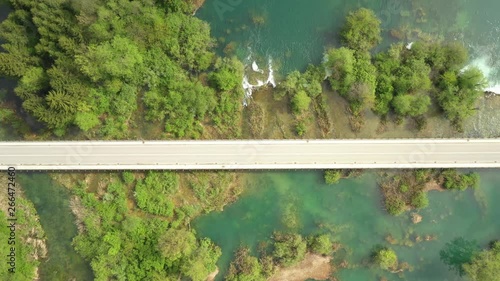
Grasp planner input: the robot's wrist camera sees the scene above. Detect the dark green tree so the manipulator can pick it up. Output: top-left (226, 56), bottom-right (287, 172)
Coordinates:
top-left (308, 234), bottom-right (333, 256)
top-left (272, 232), bottom-right (307, 267)
top-left (462, 241), bottom-right (500, 281)
top-left (226, 247), bottom-right (267, 281)
top-left (341, 8), bottom-right (382, 52)
top-left (374, 248), bottom-right (398, 270)
top-left (440, 237), bottom-right (480, 276)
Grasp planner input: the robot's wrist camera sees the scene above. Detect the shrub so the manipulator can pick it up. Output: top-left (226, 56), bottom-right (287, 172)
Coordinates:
top-left (272, 232), bottom-right (307, 267)
top-left (121, 171), bottom-right (135, 185)
top-left (134, 172), bottom-right (179, 217)
top-left (308, 234), bottom-right (333, 256)
top-left (374, 248), bottom-right (398, 270)
top-left (463, 242), bottom-right (500, 280)
top-left (341, 8), bottom-right (382, 52)
top-left (386, 196), bottom-right (406, 216)
top-left (295, 120), bottom-right (306, 136)
top-left (226, 247), bottom-right (266, 281)
top-left (324, 170), bottom-right (342, 185)
top-left (399, 184), bottom-right (410, 193)
top-left (442, 170), bottom-right (480, 190)
top-left (292, 90), bottom-right (312, 114)
top-left (411, 191), bottom-right (429, 209)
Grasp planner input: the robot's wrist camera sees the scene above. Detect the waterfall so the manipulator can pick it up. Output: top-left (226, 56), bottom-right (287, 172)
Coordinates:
top-left (463, 55), bottom-right (500, 95)
top-left (485, 85), bottom-right (500, 94)
top-left (265, 57), bottom-right (276, 87)
top-left (252, 61), bottom-right (264, 73)
top-left (322, 53), bottom-right (332, 80)
top-left (242, 55), bottom-right (277, 106)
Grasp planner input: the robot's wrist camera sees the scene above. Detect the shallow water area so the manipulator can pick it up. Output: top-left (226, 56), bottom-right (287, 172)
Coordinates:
top-left (18, 174), bottom-right (93, 281)
top-left (194, 170), bottom-right (500, 281)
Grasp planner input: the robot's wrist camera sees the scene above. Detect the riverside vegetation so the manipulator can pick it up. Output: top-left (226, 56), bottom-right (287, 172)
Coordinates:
top-left (66, 170), bottom-right (243, 280)
top-left (0, 0), bottom-right (497, 280)
top-left (0, 175), bottom-right (46, 281)
top-left (275, 8), bottom-right (486, 134)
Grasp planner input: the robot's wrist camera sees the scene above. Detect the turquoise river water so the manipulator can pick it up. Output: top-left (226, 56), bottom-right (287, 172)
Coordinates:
top-left (193, 0), bottom-right (500, 280)
top-left (194, 170), bottom-right (500, 281)
top-left (1, 0), bottom-right (500, 280)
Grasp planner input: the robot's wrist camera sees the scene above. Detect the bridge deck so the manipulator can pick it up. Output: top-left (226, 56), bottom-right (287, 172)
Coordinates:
top-left (1, 139), bottom-right (500, 170)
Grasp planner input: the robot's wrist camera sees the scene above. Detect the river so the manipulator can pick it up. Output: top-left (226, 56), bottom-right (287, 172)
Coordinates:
top-left (197, 0), bottom-right (500, 82)
top-left (18, 174), bottom-right (93, 280)
top-left (194, 170), bottom-right (500, 281)
top-left (193, 1), bottom-right (500, 280)
top-left (1, 0), bottom-right (500, 280)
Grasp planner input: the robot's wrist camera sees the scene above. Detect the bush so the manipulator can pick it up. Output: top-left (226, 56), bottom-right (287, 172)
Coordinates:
top-left (442, 170), bottom-right (480, 190)
top-left (121, 171), bottom-right (135, 185)
top-left (295, 120), bottom-right (307, 136)
top-left (463, 242), bottom-right (500, 280)
top-left (411, 191), bottom-right (429, 209)
top-left (341, 8), bottom-right (382, 52)
top-left (308, 234), bottom-right (333, 256)
top-left (386, 196), bottom-right (406, 216)
top-left (292, 90), bottom-right (312, 114)
top-left (324, 47), bottom-right (356, 96)
top-left (324, 170), bottom-right (342, 185)
top-left (226, 247), bottom-right (266, 281)
top-left (399, 184), bottom-right (410, 193)
top-left (374, 248), bottom-right (398, 270)
top-left (134, 172), bottom-right (179, 217)
top-left (440, 237), bottom-right (480, 276)
top-left (272, 232), bottom-right (307, 267)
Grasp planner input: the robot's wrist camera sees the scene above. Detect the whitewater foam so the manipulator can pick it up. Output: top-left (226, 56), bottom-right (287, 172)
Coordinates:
top-left (242, 56), bottom-right (277, 106)
top-left (463, 54), bottom-right (500, 95)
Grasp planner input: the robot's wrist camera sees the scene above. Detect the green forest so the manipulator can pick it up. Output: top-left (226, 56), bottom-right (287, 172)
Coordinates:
top-left (0, 0), bottom-right (497, 280)
top-left (0, 0), bottom-right (244, 139)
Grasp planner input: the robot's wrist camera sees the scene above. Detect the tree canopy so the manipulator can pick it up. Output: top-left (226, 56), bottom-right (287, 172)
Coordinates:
top-left (341, 8), bottom-right (382, 52)
top-left (440, 237), bottom-right (480, 276)
top-left (374, 248), bottom-right (398, 270)
top-left (463, 241), bottom-right (500, 281)
top-left (0, 0), bottom-right (244, 138)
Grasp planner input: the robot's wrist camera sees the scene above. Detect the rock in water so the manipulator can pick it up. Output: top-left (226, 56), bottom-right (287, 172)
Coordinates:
top-left (411, 213), bottom-right (422, 224)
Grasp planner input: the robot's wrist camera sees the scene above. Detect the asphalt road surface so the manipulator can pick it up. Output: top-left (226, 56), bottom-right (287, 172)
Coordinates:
top-left (1, 139), bottom-right (500, 170)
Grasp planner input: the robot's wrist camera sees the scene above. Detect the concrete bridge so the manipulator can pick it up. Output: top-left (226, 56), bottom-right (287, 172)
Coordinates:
top-left (1, 139), bottom-right (500, 170)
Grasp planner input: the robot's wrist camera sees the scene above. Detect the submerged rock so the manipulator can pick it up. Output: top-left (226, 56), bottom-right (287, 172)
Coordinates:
top-left (411, 213), bottom-right (422, 224)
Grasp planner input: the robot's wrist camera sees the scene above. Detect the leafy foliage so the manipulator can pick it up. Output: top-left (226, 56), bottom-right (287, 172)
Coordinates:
top-left (341, 8), bottom-right (382, 52)
top-left (291, 90), bottom-right (312, 114)
top-left (307, 234), bottom-right (333, 256)
top-left (277, 65), bottom-right (324, 136)
top-left (0, 196), bottom-right (45, 281)
top-left (411, 191), bottom-right (429, 209)
top-left (440, 237), bottom-right (480, 276)
top-left (134, 171), bottom-right (179, 217)
top-left (324, 170), bottom-right (342, 185)
top-left (226, 247), bottom-right (267, 281)
top-left (462, 241), bottom-right (500, 281)
top-left (442, 170), bottom-right (479, 190)
top-left (271, 232), bottom-right (307, 267)
top-left (371, 40), bottom-right (483, 127)
top-left (72, 174), bottom-right (221, 281)
top-left (386, 196), bottom-right (406, 216)
top-left (209, 56), bottom-right (245, 138)
top-left (0, 0), bottom-right (243, 138)
top-left (324, 47), bottom-right (356, 97)
top-left (436, 67), bottom-right (486, 129)
top-left (374, 248), bottom-right (398, 270)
